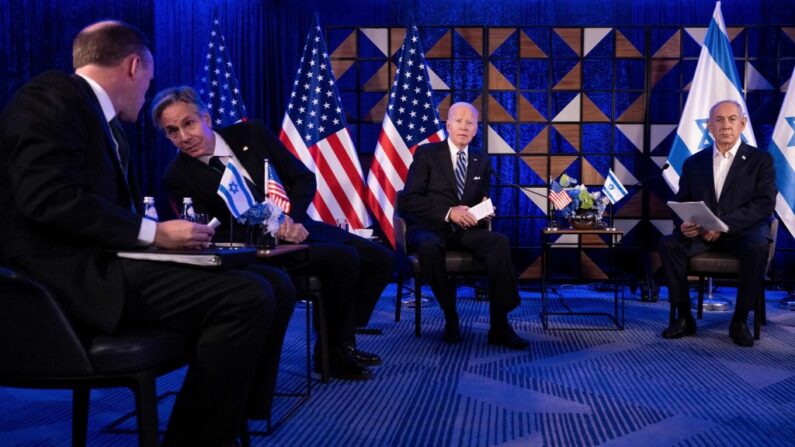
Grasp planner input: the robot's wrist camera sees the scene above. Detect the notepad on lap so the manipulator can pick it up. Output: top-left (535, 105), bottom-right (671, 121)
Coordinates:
top-left (468, 198), bottom-right (495, 222)
top-left (667, 201), bottom-right (729, 232)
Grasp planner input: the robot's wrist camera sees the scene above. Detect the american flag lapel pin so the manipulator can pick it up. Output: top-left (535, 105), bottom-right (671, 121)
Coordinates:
top-left (243, 146), bottom-right (249, 152)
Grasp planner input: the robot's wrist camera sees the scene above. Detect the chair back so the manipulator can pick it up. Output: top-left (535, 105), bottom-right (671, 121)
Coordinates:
top-left (0, 267), bottom-right (93, 378)
top-left (766, 218), bottom-right (779, 276)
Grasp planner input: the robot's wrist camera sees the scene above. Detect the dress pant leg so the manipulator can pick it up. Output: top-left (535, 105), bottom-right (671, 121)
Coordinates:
top-left (119, 260), bottom-right (276, 447)
top-left (452, 229), bottom-right (520, 329)
top-left (408, 229), bottom-right (456, 318)
top-left (727, 233), bottom-right (769, 316)
top-left (240, 264), bottom-right (296, 419)
top-left (658, 233), bottom-right (707, 313)
top-left (306, 243), bottom-right (358, 348)
top-left (345, 235), bottom-right (395, 327)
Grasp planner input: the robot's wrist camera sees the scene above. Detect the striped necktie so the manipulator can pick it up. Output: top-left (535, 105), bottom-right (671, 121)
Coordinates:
top-left (455, 149), bottom-right (467, 199)
top-left (109, 117), bottom-right (129, 174)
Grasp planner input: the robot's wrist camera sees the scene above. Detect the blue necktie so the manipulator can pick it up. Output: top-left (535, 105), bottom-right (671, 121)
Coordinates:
top-left (455, 150), bottom-right (467, 199)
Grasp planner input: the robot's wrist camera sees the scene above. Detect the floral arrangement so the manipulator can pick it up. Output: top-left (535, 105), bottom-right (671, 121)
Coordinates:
top-left (236, 199), bottom-right (285, 235)
top-left (557, 174), bottom-right (610, 220)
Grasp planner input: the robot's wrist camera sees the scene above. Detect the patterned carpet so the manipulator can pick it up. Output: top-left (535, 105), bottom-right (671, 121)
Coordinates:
top-left (1, 284), bottom-right (795, 446)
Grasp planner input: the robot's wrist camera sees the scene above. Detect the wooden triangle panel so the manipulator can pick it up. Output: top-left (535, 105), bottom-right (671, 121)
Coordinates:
top-left (783, 28), bottom-right (795, 43)
top-left (520, 255), bottom-right (542, 280)
top-left (522, 156), bottom-right (548, 180)
top-left (554, 28), bottom-right (582, 56)
top-left (390, 28), bottom-right (406, 56)
top-left (520, 31), bottom-right (547, 58)
top-left (522, 126), bottom-right (548, 154)
top-left (617, 94), bottom-right (646, 122)
top-left (581, 251), bottom-right (608, 279)
top-left (653, 30), bottom-right (680, 58)
top-left (581, 234), bottom-right (608, 247)
top-left (363, 62), bottom-right (396, 91)
top-left (615, 30), bottom-right (642, 58)
top-left (426, 30), bottom-right (452, 57)
top-left (550, 156), bottom-right (578, 180)
top-left (650, 59), bottom-right (679, 88)
top-left (552, 124), bottom-right (580, 151)
top-left (489, 63), bottom-right (516, 90)
top-left (363, 93), bottom-right (389, 122)
top-left (488, 95), bottom-right (515, 121)
top-left (648, 190), bottom-right (672, 219)
top-left (437, 95), bottom-right (452, 121)
top-left (331, 59), bottom-right (355, 81)
top-left (582, 94), bottom-right (610, 122)
top-left (553, 61), bottom-right (581, 90)
top-left (518, 95), bottom-right (546, 122)
top-left (581, 158), bottom-right (605, 185)
top-left (456, 28), bottom-right (484, 57)
top-left (331, 31), bottom-right (357, 59)
top-left (489, 28), bottom-right (515, 55)
top-left (615, 191), bottom-right (642, 217)
top-left (727, 27), bottom-right (744, 42)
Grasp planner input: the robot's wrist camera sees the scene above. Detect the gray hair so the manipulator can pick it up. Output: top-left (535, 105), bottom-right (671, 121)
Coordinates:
top-left (447, 101), bottom-right (479, 121)
top-left (708, 100), bottom-right (745, 120)
top-left (150, 86), bottom-right (209, 127)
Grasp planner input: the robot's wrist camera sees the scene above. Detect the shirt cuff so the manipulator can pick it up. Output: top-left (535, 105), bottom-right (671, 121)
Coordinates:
top-left (445, 207), bottom-right (452, 222)
top-left (137, 218), bottom-right (157, 247)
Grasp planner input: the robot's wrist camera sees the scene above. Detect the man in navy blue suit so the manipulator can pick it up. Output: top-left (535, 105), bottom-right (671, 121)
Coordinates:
top-left (659, 100), bottom-right (777, 347)
top-left (398, 102), bottom-right (528, 349)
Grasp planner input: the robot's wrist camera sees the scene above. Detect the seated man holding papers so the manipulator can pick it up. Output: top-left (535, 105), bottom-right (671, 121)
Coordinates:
top-left (398, 102), bottom-right (528, 349)
top-left (659, 100), bottom-right (777, 347)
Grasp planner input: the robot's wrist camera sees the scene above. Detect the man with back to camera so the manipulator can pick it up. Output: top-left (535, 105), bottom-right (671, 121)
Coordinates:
top-left (397, 102), bottom-right (529, 349)
top-left (0, 21), bottom-right (296, 446)
top-left (659, 99), bottom-right (777, 347)
top-left (150, 85), bottom-right (396, 381)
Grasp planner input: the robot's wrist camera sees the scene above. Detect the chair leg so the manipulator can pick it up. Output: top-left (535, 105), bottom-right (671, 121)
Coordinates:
top-left (395, 272), bottom-right (403, 322)
top-left (132, 371), bottom-right (160, 447)
top-left (414, 272), bottom-right (422, 337)
top-left (72, 386), bottom-right (90, 447)
top-left (697, 276), bottom-right (705, 319)
top-left (315, 296), bottom-right (331, 383)
top-left (754, 289), bottom-right (764, 340)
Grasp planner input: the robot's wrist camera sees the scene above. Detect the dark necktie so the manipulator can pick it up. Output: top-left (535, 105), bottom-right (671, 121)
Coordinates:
top-left (210, 156), bottom-right (265, 202)
top-left (109, 117), bottom-right (129, 174)
top-left (209, 156), bottom-right (226, 173)
top-left (455, 150), bottom-right (467, 199)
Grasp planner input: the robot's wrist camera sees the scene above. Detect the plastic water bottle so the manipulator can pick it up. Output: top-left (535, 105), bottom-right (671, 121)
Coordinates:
top-left (142, 196), bottom-right (158, 221)
top-left (180, 197), bottom-right (196, 222)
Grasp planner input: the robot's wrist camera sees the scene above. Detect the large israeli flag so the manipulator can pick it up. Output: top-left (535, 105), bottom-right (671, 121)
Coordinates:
top-left (767, 68), bottom-right (795, 238)
top-left (217, 161), bottom-right (257, 218)
top-left (664, 1), bottom-right (756, 193)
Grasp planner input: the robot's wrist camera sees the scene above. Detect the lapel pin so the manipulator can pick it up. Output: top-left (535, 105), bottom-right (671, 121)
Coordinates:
top-left (741, 155), bottom-right (746, 160)
top-left (243, 146), bottom-right (249, 152)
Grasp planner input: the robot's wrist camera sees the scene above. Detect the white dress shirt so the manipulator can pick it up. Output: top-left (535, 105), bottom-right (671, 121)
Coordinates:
top-left (198, 131), bottom-right (256, 184)
top-left (712, 138), bottom-right (741, 201)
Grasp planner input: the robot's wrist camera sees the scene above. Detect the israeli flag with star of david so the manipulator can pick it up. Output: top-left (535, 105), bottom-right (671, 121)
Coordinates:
top-left (664, 1), bottom-right (756, 193)
top-left (217, 161), bottom-right (257, 218)
top-left (767, 67), bottom-right (795, 238)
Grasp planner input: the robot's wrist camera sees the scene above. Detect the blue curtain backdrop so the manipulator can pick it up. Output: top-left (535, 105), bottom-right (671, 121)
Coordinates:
top-left (2, 0), bottom-right (795, 276)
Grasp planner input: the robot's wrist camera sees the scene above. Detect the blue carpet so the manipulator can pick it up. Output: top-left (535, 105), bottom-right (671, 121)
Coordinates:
top-left (1, 284), bottom-right (794, 446)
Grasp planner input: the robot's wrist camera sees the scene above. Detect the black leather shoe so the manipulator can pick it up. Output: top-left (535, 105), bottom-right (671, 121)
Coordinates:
top-left (662, 316), bottom-right (697, 339)
top-left (443, 322), bottom-right (462, 343)
top-left (488, 326), bottom-right (529, 349)
top-left (729, 322), bottom-right (754, 347)
top-left (344, 344), bottom-right (382, 366)
top-left (317, 348), bottom-right (374, 380)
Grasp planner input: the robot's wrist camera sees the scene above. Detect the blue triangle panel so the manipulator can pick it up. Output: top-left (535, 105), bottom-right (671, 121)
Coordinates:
top-left (582, 124), bottom-right (611, 155)
top-left (779, 30), bottom-right (795, 58)
top-left (649, 91), bottom-right (681, 124)
top-left (586, 29), bottom-right (614, 58)
top-left (551, 92), bottom-right (578, 120)
top-left (491, 123), bottom-right (517, 151)
top-left (491, 92), bottom-right (517, 120)
top-left (558, 157), bottom-right (580, 183)
top-left (427, 59), bottom-right (452, 90)
top-left (492, 155), bottom-right (518, 184)
top-left (420, 27), bottom-right (450, 56)
top-left (452, 60), bottom-right (484, 89)
top-left (614, 127), bottom-right (638, 155)
top-left (521, 27), bottom-right (551, 55)
top-left (730, 28), bottom-right (747, 58)
top-left (518, 155), bottom-right (545, 186)
top-left (746, 92), bottom-right (779, 123)
top-left (520, 91), bottom-right (549, 119)
top-left (653, 62), bottom-right (683, 90)
top-left (358, 60), bottom-right (386, 89)
top-left (519, 124), bottom-right (547, 152)
top-left (550, 126), bottom-right (578, 155)
top-left (491, 59), bottom-right (518, 88)
top-left (519, 60), bottom-right (549, 90)
top-left (453, 31), bottom-right (482, 59)
top-left (586, 92), bottom-right (612, 120)
top-left (583, 60), bottom-right (612, 90)
top-left (328, 28), bottom-right (355, 56)
top-left (750, 59), bottom-right (779, 88)
top-left (358, 123), bottom-right (382, 155)
top-left (615, 92), bottom-right (643, 120)
top-left (357, 29), bottom-right (386, 58)
top-left (650, 27), bottom-right (679, 57)
top-left (584, 155), bottom-right (611, 181)
top-left (552, 59), bottom-right (580, 88)
top-left (492, 217), bottom-right (518, 244)
top-left (616, 27), bottom-right (645, 57)
top-left (452, 90), bottom-right (481, 105)
top-left (358, 91), bottom-right (386, 120)
top-left (616, 60), bottom-right (645, 90)
top-left (336, 63), bottom-right (357, 90)
top-left (432, 92), bottom-right (449, 113)
top-left (516, 186), bottom-right (546, 218)
top-left (551, 30), bottom-right (579, 59)
top-left (340, 93), bottom-right (358, 123)
top-left (781, 60), bottom-right (795, 83)
top-left (682, 30), bottom-right (703, 58)
top-left (490, 187), bottom-right (518, 220)
top-left (491, 30), bottom-right (519, 59)
top-left (615, 154), bottom-right (642, 182)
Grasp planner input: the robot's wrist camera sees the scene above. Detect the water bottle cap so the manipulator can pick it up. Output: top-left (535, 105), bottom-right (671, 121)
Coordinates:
top-left (183, 197), bottom-right (193, 204)
top-left (143, 196), bottom-right (155, 204)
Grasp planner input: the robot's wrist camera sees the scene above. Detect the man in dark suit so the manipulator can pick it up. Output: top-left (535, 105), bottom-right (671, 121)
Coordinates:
top-left (151, 86), bottom-right (396, 380)
top-left (0, 21), bottom-right (295, 446)
top-left (398, 102), bottom-right (528, 349)
top-left (659, 99), bottom-right (777, 347)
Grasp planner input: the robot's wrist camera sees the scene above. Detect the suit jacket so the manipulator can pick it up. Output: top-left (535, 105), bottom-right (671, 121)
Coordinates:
top-left (164, 120), bottom-right (354, 244)
top-left (675, 142), bottom-right (777, 240)
top-left (0, 71), bottom-right (143, 333)
top-left (398, 140), bottom-right (490, 235)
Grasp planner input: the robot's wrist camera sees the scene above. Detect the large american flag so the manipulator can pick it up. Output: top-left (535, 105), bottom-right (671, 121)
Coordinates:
top-left (365, 25), bottom-right (445, 247)
top-left (196, 13), bottom-right (247, 128)
top-left (279, 17), bottom-right (371, 229)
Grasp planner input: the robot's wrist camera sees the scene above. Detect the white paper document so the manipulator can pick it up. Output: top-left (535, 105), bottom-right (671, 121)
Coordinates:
top-left (468, 198), bottom-right (495, 222)
top-left (667, 201), bottom-right (729, 232)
